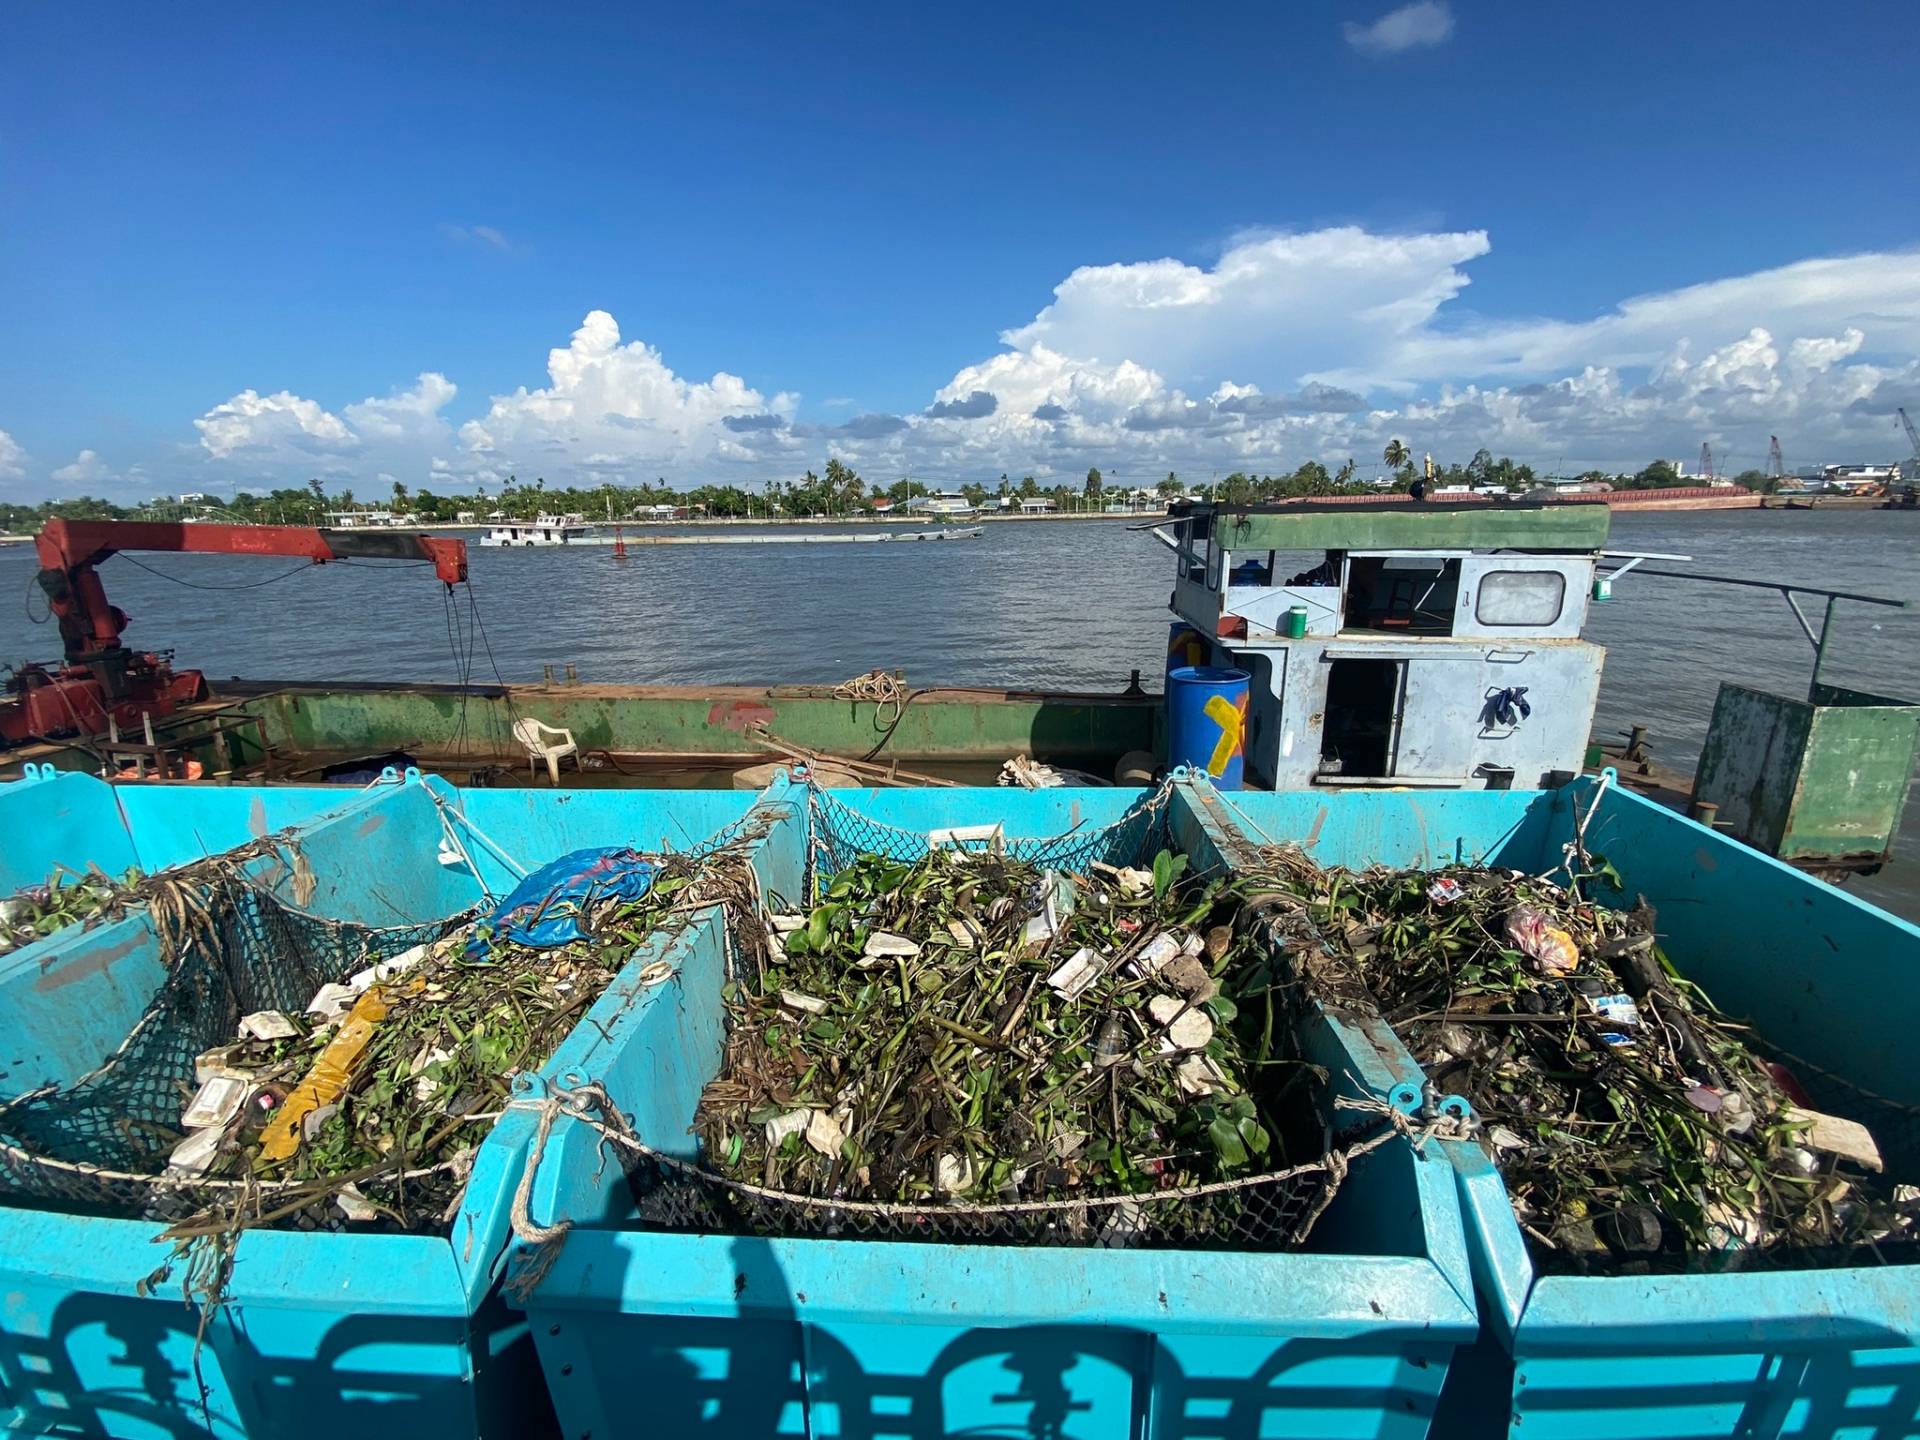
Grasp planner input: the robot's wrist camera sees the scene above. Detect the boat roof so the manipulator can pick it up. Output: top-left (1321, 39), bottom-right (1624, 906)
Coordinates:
top-left (1180, 498), bottom-right (1611, 552)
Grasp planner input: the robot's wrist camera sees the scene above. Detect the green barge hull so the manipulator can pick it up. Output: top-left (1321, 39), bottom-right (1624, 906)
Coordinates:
top-left (1, 678), bottom-right (1164, 787)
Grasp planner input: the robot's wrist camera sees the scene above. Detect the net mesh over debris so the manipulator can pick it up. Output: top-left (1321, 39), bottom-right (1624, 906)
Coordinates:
top-left (0, 857), bottom-right (462, 1222)
top-left (620, 781), bottom-right (1356, 1254)
top-left (807, 780), bottom-right (1177, 884)
top-left (626, 1148), bottom-right (1346, 1252)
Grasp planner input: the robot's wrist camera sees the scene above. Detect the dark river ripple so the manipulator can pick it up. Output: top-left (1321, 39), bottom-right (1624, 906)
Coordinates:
top-left (3, 510), bottom-right (1916, 917)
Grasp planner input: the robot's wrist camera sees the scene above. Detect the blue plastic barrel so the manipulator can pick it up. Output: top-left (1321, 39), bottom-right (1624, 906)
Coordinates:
top-left (1165, 621), bottom-right (1210, 680)
top-left (1167, 665), bottom-right (1250, 789)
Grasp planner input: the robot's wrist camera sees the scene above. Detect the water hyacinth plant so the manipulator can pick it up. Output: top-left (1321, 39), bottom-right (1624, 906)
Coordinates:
top-left (695, 847), bottom-right (1326, 1241)
top-left (1255, 846), bottom-right (1912, 1268)
top-left (0, 863), bottom-right (140, 953)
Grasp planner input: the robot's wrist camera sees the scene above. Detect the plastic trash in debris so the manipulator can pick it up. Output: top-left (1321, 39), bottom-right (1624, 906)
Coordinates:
top-left (697, 845), bottom-right (1292, 1228)
top-left (181, 1074), bottom-right (250, 1130)
top-left (1091, 861), bottom-right (1155, 899)
top-left (1245, 845), bottom-right (1904, 1265)
top-left (804, 1110), bottom-right (845, 1157)
top-left (195, 1043), bottom-right (277, 1086)
top-left (1175, 1053), bottom-right (1228, 1097)
top-left (764, 1109), bottom-right (811, 1149)
top-left (1505, 906), bottom-right (1579, 976)
top-left (1786, 1106), bottom-right (1884, 1172)
top-left (238, 1010), bottom-right (301, 1041)
top-left (410, 1045), bottom-right (453, 1103)
top-left (1132, 932), bottom-right (1184, 975)
top-left (468, 846), bottom-right (659, 957)
top-left (1427, 876), bottom-right (1466, 905)
top-left (167, 1126), bottom-right (224, 1178)
top-left (927, 822), bottom-right (1006, 855)
top-left (349, 942), bottom-right (433, 992)
top-left (305, 982), bottom-right (359, 1020)
top-left (1047, 946), bottom-right (1105, 1000)
top-left (1586, 992), bottom-right (1640, 1047)
top-left (1149, 994), bottom-right (1215, 1051)
top-left (259, 984), bottom-right (400, 1161)
top-left (1016, 871), bottom-right (1078, 953)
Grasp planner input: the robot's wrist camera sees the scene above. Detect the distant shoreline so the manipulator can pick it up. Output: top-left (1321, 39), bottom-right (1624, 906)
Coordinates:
top-left (3, 491), bottom-right (1905, 544)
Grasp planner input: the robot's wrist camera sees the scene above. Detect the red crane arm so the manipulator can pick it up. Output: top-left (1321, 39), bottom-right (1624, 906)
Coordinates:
top-left (34, 518), bottom-right (468, 662)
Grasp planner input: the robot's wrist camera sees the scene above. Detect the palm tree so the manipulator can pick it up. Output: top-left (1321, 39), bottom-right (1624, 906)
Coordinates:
top-left (1383, 439), bottom-right (1410, 471)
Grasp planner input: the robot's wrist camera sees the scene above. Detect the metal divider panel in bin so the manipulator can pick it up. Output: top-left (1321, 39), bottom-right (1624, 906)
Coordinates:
top-left (0, 775), bottom-right (779, 1440)
top-left (0, 765), bottom-right (138, 895)
top-left (513, 778), bottom-right (1479, 1440)
top-left (0, 767), bottom-right (423, 967)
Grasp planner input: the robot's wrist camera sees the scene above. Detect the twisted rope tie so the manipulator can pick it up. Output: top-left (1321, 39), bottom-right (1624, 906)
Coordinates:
top-left (501, 1078), bottom-right (1467, 1295)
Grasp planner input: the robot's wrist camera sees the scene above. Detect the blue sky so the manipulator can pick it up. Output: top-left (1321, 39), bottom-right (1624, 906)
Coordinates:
top-left (3, 0), bottom-right (1918, 496)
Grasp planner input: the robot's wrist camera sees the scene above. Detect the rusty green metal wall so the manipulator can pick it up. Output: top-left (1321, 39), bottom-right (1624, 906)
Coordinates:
top-left (1207, 501), bottom-right (1611, 553)
top-left (238, 685), bottom-right (1161, 766)
top-left (1696, 681), bottom-right (1920, 863)
top-left (1790, 695), bottom-right (1920, 859)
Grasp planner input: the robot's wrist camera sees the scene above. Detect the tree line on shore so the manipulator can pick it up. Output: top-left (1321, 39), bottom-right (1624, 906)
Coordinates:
top-left (0, 446), bottom-right (1768, 533)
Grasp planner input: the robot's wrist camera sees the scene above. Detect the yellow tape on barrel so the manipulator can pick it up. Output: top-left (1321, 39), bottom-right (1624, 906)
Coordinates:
top-left (1202, 692), bottom-right (1247, 778)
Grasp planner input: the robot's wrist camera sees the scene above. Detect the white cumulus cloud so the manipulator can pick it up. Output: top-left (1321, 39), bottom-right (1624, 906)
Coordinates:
top-left (1003, 227), bottom-right (1489, 394)
top-left (455, 309), bottom-right (799, 475)
top-left (50, 449), bottom-right (115, 485)
top-left (0, 429), bottom-right (27, 482)
top-left (195, 389), bottom-right (356, 460)
top-left (1344, 2), bottom-right (1454, 57)
top-left (153, 229), bottom-right (1920, 495)
top-left (342, 373), bottom-right (458, 442)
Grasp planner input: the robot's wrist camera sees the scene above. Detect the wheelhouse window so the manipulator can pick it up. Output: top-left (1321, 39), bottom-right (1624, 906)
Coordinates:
top-left (1475, 570), bottom-right (1566, 627)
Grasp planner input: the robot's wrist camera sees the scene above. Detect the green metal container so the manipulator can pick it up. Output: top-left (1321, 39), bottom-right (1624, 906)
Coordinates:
top-left (1694, 680), bottom-right (1920, 873)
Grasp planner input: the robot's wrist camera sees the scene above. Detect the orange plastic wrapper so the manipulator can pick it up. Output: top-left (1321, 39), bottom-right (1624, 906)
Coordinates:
top-left (259, 982), bottom-right (408, 1162)
top-left (1505, 905), bottom-right (1579, 977)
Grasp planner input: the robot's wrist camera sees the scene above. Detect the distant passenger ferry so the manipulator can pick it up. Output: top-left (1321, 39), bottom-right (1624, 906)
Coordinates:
top-left (906, 491), bottom-right (977, 518)
top-left (480, 513), bottom-right (596, 546)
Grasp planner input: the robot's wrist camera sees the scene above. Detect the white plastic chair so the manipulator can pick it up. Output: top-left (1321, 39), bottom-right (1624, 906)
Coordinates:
top-left (512, 717), bottom-right (578, 784)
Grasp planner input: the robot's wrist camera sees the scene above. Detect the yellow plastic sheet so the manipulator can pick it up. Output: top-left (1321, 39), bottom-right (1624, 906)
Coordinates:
top-left (259, 983), bottom-right (401, 1162)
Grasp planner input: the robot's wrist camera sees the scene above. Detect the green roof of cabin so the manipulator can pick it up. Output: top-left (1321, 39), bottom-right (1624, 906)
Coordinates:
top-left (1198, 499), bottom-right (1611, 551)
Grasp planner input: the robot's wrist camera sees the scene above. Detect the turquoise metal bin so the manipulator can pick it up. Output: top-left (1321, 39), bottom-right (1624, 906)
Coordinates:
top-left (510, 777), bottom-right (1482, 1440)
top-left (0, 769), bottom-right (783, 1439)
top-left (0, 762), bottom-right (357, 896)
top-left (1212, 776), bottom-right (1920, 1439)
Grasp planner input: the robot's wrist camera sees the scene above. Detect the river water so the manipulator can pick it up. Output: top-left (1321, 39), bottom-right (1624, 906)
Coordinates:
top-left (4, 510), bottom-right (1917, 916)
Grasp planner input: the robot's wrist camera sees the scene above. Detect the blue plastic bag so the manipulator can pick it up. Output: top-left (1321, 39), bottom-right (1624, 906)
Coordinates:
top-left (469, 846), bottom-right (658, 957)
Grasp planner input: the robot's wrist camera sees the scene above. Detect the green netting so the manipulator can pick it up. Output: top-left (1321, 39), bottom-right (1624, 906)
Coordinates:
top-left (0, 859), bottom-right (463, 1221)
top-left (805, 781), bottom-right (1177, 894)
